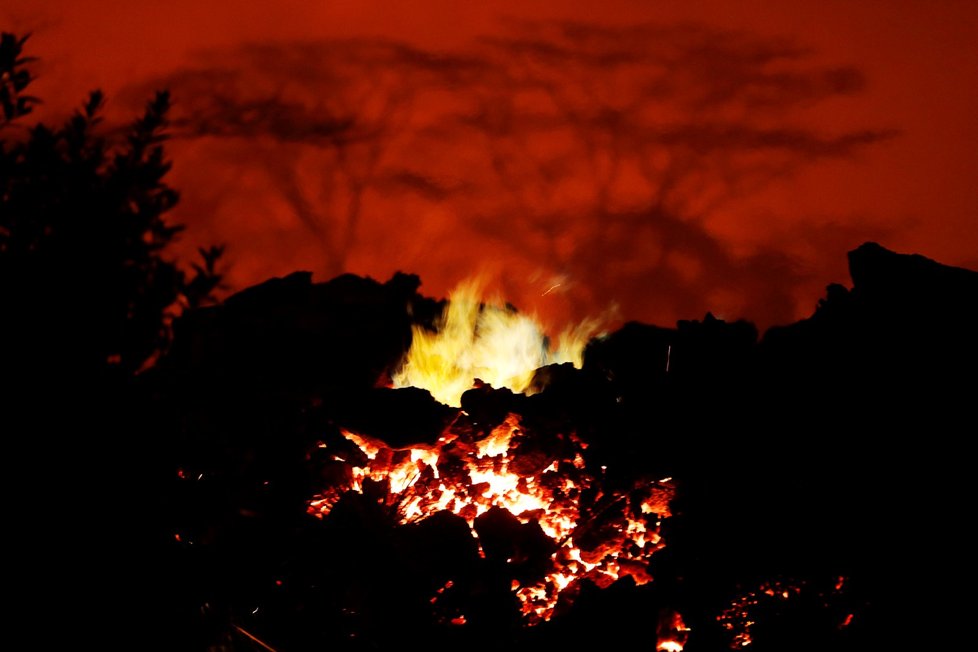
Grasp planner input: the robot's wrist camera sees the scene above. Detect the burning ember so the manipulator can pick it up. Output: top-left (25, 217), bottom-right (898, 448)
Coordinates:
top-left (718, 576), bottom-right (853, 649)
top-left (657, 609), bottom-right (692, 652)
top-left (309, 282), bottom-right (675, 629)
top-left (309, 413), bottom-right (675, 624)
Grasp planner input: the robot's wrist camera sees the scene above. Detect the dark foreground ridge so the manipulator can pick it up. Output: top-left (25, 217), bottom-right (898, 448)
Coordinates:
top-left (10, 243), bottom-right (977, 651)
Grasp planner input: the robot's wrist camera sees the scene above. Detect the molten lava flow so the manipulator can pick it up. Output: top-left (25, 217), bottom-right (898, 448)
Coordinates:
top-left (392, 279), bottom-right (600, 406)
top-left (311, 282), bottom-right (675, 628)
top-left (309, 413), bottom-right (675, 624)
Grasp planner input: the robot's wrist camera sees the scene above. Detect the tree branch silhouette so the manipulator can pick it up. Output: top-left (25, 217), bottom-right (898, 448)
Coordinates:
top-left (140, 21), bottom-right (896, 326)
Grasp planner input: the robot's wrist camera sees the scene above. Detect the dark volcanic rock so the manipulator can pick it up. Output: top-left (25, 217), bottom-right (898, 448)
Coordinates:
top-left (564, 243), bottom-right (977, 651)
top-left (329, 386), bottom-right (455, 448)
top-left (762, 241), bottom-right (978, 390)
top-left (136, 243), bottom-right (977, 651)
top-left (161, 271), bottom-right (427, 392)
top-left (677, 244), bottom-right (977, 650)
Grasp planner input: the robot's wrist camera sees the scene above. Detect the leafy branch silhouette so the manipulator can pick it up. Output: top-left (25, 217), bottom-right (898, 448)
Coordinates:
top-left (1, 32), bottom-right (224, 379)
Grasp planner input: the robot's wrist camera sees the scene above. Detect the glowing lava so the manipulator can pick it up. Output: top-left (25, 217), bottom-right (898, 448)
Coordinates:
top-left (309, 413), bottom-right (674, 623)
top-left (310, 280), bottom-right (676, 631)
top-left (718, 577), bottom-right (851, 649)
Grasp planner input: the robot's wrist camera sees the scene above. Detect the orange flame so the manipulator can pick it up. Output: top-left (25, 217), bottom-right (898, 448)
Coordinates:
top-left (312, 281), bottom-right (673, 625)
top-left (392, 278), bottom-right (601, 406)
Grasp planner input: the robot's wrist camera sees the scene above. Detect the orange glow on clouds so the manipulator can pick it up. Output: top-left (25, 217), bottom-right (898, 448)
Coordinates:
top-left (4, 0), bottom-right (976, 329)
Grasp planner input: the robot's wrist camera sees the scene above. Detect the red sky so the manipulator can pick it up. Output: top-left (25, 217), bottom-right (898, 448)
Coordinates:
top-left (4, 0), bottom-right (977, 332)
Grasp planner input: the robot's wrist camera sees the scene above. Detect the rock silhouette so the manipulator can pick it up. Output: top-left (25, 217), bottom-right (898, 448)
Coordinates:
top-left (7, 242), bottom-right (975, 651)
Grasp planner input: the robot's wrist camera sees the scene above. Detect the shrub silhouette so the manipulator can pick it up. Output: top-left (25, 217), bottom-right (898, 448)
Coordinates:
top-left (0, 32), bottom-right (223, 381)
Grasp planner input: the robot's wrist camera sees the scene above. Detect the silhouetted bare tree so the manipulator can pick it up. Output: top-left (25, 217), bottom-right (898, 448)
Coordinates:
top-left (144, 22), bottom-right (894, 326)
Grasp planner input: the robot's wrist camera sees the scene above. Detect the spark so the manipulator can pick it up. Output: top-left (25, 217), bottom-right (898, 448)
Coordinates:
top-left (232, 625), bottom-right (278, 652)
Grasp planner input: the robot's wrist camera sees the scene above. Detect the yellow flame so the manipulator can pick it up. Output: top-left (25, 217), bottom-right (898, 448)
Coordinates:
top-left (393, 278), bottom-right (599, 406)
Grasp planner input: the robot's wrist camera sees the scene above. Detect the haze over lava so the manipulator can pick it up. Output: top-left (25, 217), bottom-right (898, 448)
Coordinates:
top-left (6, 0), bottom-right (976, 330)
